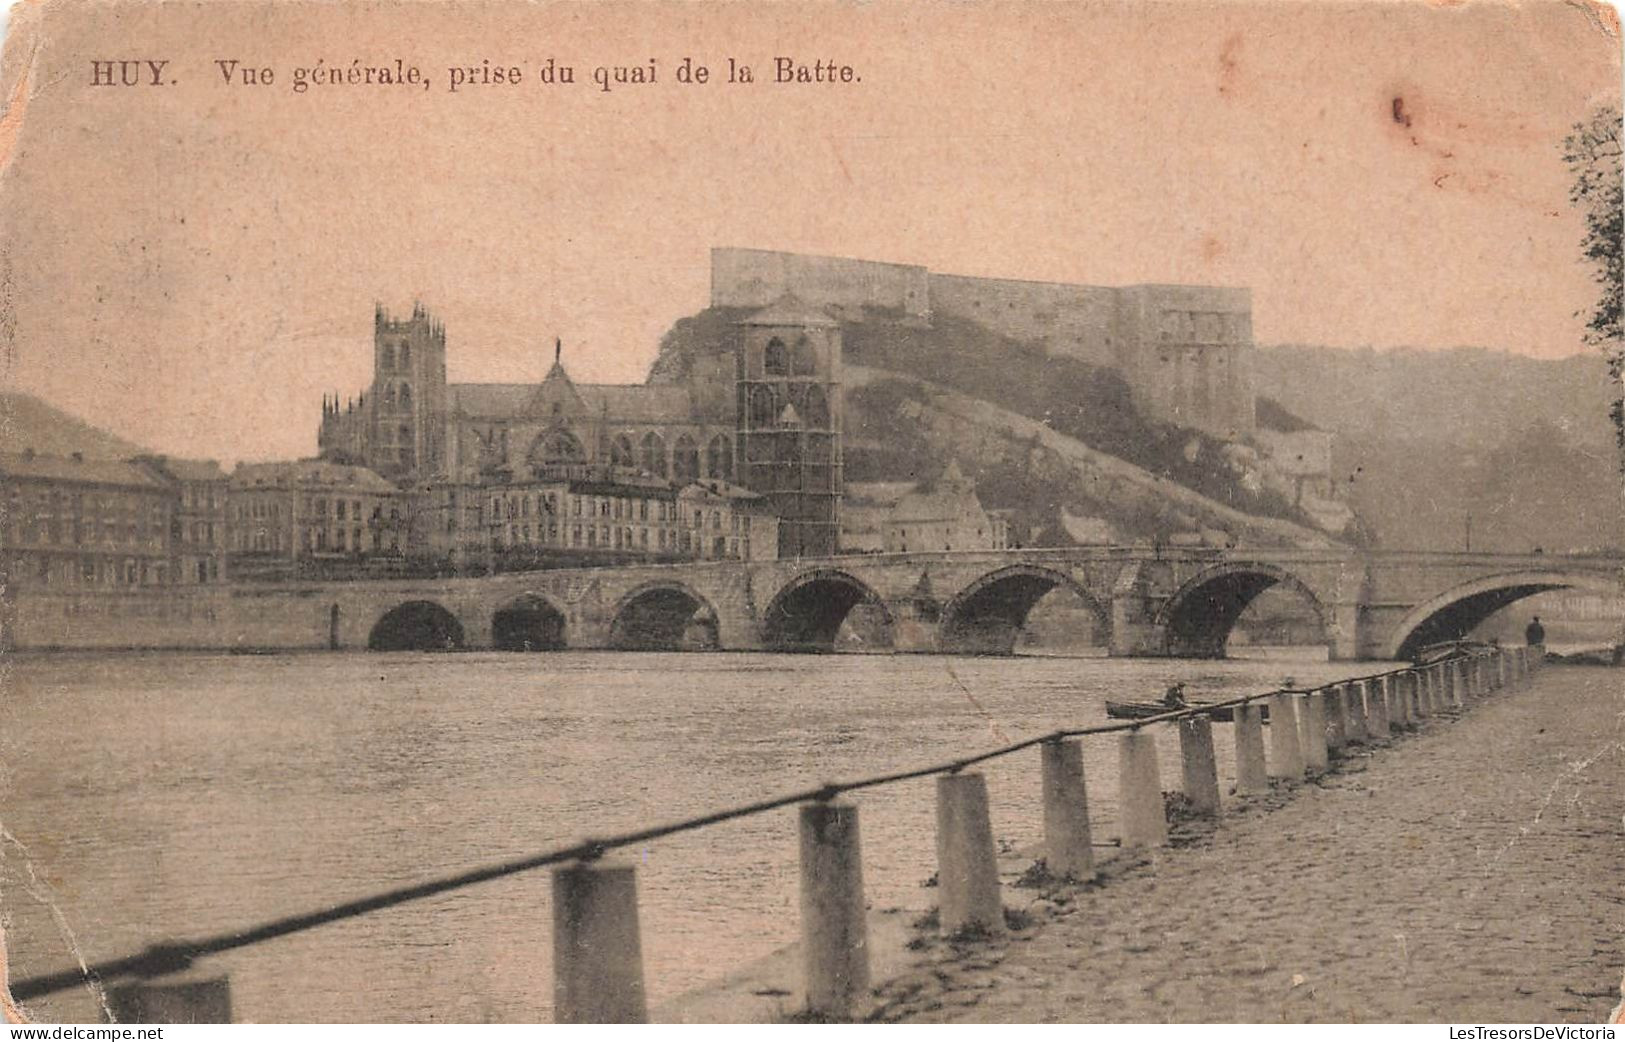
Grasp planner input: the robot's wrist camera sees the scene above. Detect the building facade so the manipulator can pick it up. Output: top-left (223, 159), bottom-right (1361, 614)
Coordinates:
top-left (228, 460), bottom-right (412, 578)
top-left (319, 296), bottom-right (845, 558)
top-left (2, 451), bottom-right (179, 589)
top-left (883, 462), bottom-right (1009, 554)
top-left (135, 456), bottom-right (230, 584)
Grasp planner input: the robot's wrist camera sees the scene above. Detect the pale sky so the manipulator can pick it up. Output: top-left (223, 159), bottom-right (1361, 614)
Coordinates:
top-left (0, 0), bottom-right (1618, 462)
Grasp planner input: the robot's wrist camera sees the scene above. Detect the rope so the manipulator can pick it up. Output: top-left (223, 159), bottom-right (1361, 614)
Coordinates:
top-left (9, 650), bottom-right (1501, 1002)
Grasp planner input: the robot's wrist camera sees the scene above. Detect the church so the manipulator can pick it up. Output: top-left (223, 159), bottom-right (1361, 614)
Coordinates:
top-left (317, 298), bottom-right (844, 558)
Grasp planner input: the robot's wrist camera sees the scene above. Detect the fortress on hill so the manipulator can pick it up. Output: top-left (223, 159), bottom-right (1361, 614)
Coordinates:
top-left (709, 248), bottom-right (1259, 440)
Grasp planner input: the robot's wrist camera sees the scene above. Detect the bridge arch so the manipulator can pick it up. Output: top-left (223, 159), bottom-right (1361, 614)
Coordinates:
top-left (1383, 569), bottom-right (1622, 660)
top-left (763, 569), bottom-right (895, 652)
top-left (608, 581), bottom-right (721, 651)
top-left (368, 600), bottom-right (466, 651)
top-left (939, 564), bottom-right (1109, 656)
top-left (1157, 562), bottom-right (1328, 659)
top-left (492, 593), bottom-right (568, 651)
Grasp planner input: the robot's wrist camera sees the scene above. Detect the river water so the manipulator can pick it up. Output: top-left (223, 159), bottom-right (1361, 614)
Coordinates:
top-left (2, 649), bottom-right (1372, 1022)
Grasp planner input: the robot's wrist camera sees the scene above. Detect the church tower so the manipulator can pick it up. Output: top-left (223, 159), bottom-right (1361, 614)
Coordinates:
top-left (734, 296), bottom-right (843, 558)
top-left (370, 302), bottom-right (448, 481)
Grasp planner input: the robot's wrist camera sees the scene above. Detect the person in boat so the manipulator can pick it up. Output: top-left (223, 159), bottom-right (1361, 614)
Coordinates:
top-left (1162, 682), bottom-right (1188, 708)
top-left (1525, 616), bottom-right (1546, 646)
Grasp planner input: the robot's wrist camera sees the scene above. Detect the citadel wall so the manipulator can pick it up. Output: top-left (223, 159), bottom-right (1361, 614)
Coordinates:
top-left (926, 274), bottom-right (1120, 368)
top-left (710, 248), bottom-right (1260, 439)
top-left (710, 247), bottom-right (930, 316)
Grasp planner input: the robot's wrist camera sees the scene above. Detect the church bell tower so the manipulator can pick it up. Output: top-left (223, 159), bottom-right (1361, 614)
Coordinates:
top-left (370, 302), bottom-right (448, 481)
top-left (734, 296), bottom-right (843, 558)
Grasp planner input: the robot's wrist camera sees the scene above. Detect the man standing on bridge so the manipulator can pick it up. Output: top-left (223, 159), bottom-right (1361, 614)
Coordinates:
top-left (1525, 616), bottom-right (1546, 646)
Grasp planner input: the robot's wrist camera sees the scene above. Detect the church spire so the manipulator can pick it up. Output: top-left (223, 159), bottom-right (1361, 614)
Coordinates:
top-left (555, 336), bottom-right (561, 365)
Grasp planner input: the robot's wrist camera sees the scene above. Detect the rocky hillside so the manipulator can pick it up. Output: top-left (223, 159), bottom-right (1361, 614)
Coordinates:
top-left (653, 307), bottom-right (1333, 547)
top-left (844, 366), bottom-right (1335, 549)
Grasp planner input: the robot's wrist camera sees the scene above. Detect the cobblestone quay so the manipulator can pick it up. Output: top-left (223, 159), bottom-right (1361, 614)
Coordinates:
top-left (876, 666), bottom-right (1623, 1023)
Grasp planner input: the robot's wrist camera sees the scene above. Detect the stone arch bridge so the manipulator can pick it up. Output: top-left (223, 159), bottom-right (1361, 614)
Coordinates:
top-left (224, 547), bottom-right (1622, 661)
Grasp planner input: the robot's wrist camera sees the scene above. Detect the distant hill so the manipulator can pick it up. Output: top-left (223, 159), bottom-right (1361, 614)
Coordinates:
top-left (1253, 346), bottom-right (1623, 553)
top-left (1, 392), bottom-right (150, 459)
top-left (1252, 346), bottom-right (1617, 450)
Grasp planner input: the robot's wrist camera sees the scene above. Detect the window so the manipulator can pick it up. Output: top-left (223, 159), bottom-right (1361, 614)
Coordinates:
top-left (400, 342), bottom-right (411, 367)
top-left (801, 385), bottom-right (830, 428)
top-left (528, 429), bottom-right (586, 470)
top-left (382, 343), bottom-right (396, 370)
top-left (673, 435), bottom-right (699, 481)
top-left (399, 384), bottom-right (413, 408)
top-left (748, 386), bottom-right (776, 429)
top-left (639, 432), bottom-right (668, 477)
top-left (707, 434), bottom-right (733, 480)
top-left (764, 337), bottom-right (788, 376)
top-left (791, 336), bottom-right (817, 376)
top-left (610, 434), bottom-right (636, 468)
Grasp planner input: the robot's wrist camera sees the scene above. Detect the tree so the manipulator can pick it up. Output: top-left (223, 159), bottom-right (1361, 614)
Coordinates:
top-left (1562, 105), bottom-right (1623, 466)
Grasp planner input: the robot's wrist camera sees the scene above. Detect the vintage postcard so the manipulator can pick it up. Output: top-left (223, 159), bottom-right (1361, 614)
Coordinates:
top-left (0, 0), bottom-right (1621, 1027)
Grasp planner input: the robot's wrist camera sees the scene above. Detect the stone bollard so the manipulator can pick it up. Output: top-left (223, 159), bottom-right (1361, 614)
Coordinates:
top-left (1412, 670), bottom-right (1430, 721)
top-left (1177, 715), bottom-right (1221, 817)
top-left (554, 858), bottom-right (649, 1023)
top-left (1118, 729), bottom-right (1169, 848)
top-left (1267, 693), bottom-right (1305, 781)
top-left (935, 772), bottom-right (1004, 935)
top-left (1344, 682), bottom-right (1368, 743)
top-left (1233, 702), bottom-right (1269, 796)
top-left (799, 800), bottom-right (870, 1020)
top-left (1040, 739), bottom-right (1095, 880)
top-left (107, 975), bottom-right (233, 1024)
top-left (1365, 677), bottom-right (1391, 739)
top-left (1393, 673), bottom-right (1414, 729)
top-left (1300, 691), bottom-right (1330, 773)
top-left (1324, 686), bottom-right (1348, 754)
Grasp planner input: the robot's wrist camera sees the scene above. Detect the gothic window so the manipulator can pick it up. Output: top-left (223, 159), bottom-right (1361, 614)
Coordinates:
top-left (639, 432), bottom-right (668, 477)
top-left (791, 336), bottom-right (817, 376)
top-left (673, 435), bottom-right (699, 481)
top-left (764, 337), bottom-right (788, 377)
top-left (706, 434), bottom-right (733, 480)
top-left (400, 342), bottom-right (411, 367)
top-left (610, 433), bottom-right (636, 468)
top-left (382, 383), bottom-right (395, 406)
top-left (528, 429), bottom-right (586, 469)
top-left (801, 385), bottom-right (830, 429)
top-left (748, 385), bottom-right (776, 429)
top-left (399, 383), bottom-right (412, 408)
top-left (383, 344), bottom-right (396, 370)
